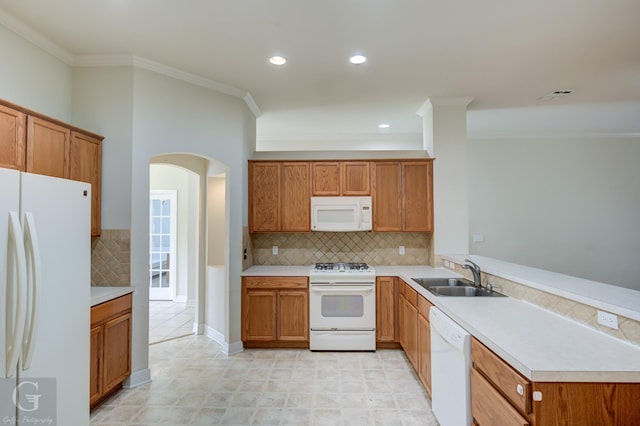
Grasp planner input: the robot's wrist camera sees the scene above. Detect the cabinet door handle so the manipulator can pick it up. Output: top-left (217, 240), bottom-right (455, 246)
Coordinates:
top-left (516, 383), bottom-right (524, 395)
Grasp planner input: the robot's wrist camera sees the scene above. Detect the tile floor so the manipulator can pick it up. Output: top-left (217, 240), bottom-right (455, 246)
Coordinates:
top-left (148, 301), bottom-right (195, 344)
top-left (90, 335), bottom-right (438, 425)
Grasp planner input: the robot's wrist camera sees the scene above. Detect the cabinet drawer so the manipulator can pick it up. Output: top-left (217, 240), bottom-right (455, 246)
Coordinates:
top-left (471, 368), bottom-right (530, 426)
top-left (243, 276), bottom-right (308, 289)
top-left (404, 283), bottom-right (418, 308)
top-left (91, 293), bottom-right (132, 326)
top-left (418, 294), bottom-right (432, 318)
top-left (472, 338), bottom-right (531, 414)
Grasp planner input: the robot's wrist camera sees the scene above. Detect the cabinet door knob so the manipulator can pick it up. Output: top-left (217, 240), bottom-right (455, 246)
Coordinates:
top-left (516, 384), bottom-right (524, 395)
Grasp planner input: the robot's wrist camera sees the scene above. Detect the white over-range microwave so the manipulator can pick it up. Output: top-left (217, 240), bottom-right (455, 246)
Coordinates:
top-left (311, 196), bottom-right (372, 232)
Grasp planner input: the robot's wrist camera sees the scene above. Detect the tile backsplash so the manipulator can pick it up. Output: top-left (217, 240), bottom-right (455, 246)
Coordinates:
top-left (251, 232), bottom-right (432, 266)
top-left (91, 229), bottom-right (131, 286)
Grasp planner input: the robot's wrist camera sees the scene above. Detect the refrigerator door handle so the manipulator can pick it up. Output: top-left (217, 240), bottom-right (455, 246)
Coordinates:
top-left (22, 212), bottom-right (41, 370)
top-left (6, 211), bottom-right (27, 377)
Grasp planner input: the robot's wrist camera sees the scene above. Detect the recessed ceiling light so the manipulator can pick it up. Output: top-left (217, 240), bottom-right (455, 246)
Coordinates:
top-left (378, 123), bottom-right (390, 129)
top-left (269, 56), bottom-right (287, 66)
top-left (350, 55), bottom-right (367, 65)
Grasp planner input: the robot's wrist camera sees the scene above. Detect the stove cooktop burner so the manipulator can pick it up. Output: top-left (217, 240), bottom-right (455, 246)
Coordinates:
top-left (313, 262), bottom-right (370, 272)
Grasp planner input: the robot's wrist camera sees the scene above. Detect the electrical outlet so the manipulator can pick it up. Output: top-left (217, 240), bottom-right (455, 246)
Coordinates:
top-left (272, 246), bottom-right (278, 256)
top-left (444, 260), bottom-right (450, 268)
top-left (473, 233), bottom-right (485, 243)
top-left (399, 246), bottom-right (405, 255)
top-left (597, 310), bottom-right (618, 329)
top-left (449, 262), bottom-right (455, 270)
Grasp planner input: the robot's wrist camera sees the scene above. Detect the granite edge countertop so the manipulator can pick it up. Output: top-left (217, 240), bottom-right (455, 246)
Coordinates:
top-left (91, 286), bottom-right (135, 307)
top-left (242, 264), bottom-right (640, 383)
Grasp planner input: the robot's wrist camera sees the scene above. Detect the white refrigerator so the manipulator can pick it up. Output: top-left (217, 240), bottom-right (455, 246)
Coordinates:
top-left (1, 168), bottom-right (90, 425)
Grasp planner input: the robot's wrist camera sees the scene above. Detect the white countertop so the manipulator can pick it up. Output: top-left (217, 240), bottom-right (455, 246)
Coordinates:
top-left (91, 286), bottom-right (135, 307)
top-left (243, 263), bottom-right (640, 382)
top-left (443, 254), bottom-right (640, 322)
top-left (396, 272), bottom-right (640, 383)
top-left (241, 265), bottom-right (313, 276)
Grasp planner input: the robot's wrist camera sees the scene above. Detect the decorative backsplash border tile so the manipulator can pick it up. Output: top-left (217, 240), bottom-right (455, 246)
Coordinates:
top-left (91, 229), bottom-right (131, 286)
top-left (251, 232), bottom-right (432, 266)
top-left (451, 263), bottom-right (640, 347)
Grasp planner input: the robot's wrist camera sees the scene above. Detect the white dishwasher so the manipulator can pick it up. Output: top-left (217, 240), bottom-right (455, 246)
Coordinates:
top-left (429, 307), bottom-right (472, 426)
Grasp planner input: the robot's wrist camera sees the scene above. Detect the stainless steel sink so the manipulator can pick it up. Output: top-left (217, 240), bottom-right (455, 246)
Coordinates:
top-left (427, 286), bottom-right (506, 297)
top-left (411, 277), bottom-right (474, 289)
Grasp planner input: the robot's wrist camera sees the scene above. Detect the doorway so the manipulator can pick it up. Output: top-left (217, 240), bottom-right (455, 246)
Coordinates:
top-left (149, 190), bottom-right (177, 301)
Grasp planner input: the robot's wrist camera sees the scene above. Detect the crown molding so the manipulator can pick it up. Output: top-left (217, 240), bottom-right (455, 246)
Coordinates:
top-left (0, 7), bottom-right (262, 118)
top-left (243, 93), bottom-right (262, 118)
top-left (75, 54), bottom-right (262, 118)
top-left (0, 7), bottom-right (74, 64)
top-left (467, 132), bottom-right (640, 140)
top-left (257, 132), bottom-right (422, 144)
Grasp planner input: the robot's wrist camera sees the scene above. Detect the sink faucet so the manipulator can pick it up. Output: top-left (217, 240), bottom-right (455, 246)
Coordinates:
top-left (462, 259), bottom-right (482, 288)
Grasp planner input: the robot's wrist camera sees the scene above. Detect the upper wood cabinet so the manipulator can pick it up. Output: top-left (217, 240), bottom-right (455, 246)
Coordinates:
top-left (69, 132), bottom-right (103, 237)
top-left (249, 162), bottom-right (281, 232)
top-left (249, 161), bottom-right (310, 232)
top-left (372, 160), bottom-right (433, 232)
top-left (311, 162), bottom-right (340, 195)
top-left (0, 104), bottom-right (26, 171)
top-left (372, 162), bottom-right (402, 231)
top-left (403, 161), bottom-right (433, 231)
top-left (1, 99), bottom-right (104, 236)
top-left (311, 161), bottom-right (370, 196)
top-left (281, 162), bottom-right (310, 231)
top-left (26, 116), bottom-right (70, 179)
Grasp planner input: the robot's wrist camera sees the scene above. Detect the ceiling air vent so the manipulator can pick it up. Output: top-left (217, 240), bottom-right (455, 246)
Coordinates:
top-left (539, 89), bottom-right (575, 101)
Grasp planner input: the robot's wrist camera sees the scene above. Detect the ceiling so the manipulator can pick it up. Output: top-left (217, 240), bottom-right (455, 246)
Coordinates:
top-left (1, 0), bottom-right (639, 149)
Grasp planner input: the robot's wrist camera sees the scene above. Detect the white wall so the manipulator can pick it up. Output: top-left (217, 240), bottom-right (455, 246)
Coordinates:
top-left (469, 136), bottom-right (640, 291)
top-left (0, 24), bottom-right (72, 121)
top-left (431, 104), bottom-right (469, 256)
top-left (130, 67), bottom-right (254, 362)
top-left (72, 66), bottom-right (134, 229)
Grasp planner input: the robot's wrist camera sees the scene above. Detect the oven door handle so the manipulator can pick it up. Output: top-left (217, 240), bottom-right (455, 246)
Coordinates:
top-left (310, 281), bottom-right (375, 285)
top-left (310, 286), bottom-right (374, 293)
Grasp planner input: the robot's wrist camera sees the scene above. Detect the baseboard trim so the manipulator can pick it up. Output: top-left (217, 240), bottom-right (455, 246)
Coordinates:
top-left (193, 322), bottom-right (204, 334)
top-left (123, 367), bottom-right (151, 388)
top-left (205, 325), bottom-right (244, 355)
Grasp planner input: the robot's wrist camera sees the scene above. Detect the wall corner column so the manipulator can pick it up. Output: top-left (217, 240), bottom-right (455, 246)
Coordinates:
top-left (418, 97), bottom-right (473, 260)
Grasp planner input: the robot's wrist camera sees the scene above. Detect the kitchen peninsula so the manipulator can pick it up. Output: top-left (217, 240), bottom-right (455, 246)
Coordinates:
top-left (242, 259), bottom-right (640, 425)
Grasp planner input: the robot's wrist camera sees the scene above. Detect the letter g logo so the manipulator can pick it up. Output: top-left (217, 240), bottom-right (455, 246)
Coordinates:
top-left (12, 381), bottom-right (42, 412)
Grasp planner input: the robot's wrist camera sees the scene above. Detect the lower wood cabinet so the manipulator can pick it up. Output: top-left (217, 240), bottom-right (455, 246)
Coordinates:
top-left (398, 279), bottom-right (419, 370)
top-left (90, 293), bottom-right (132, 409)
top-left (376, 276), bottom-right (398, 345)
top-left (417, 295), bottom-right (433, 396)
top-left (242, 276), bottom-right (309, 347)
top-left (471, 337), bottom-right (640, 426)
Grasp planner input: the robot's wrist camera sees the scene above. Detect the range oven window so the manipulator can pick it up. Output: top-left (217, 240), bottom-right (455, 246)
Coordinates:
top-left (321, 294), bottom-right (364, 317)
